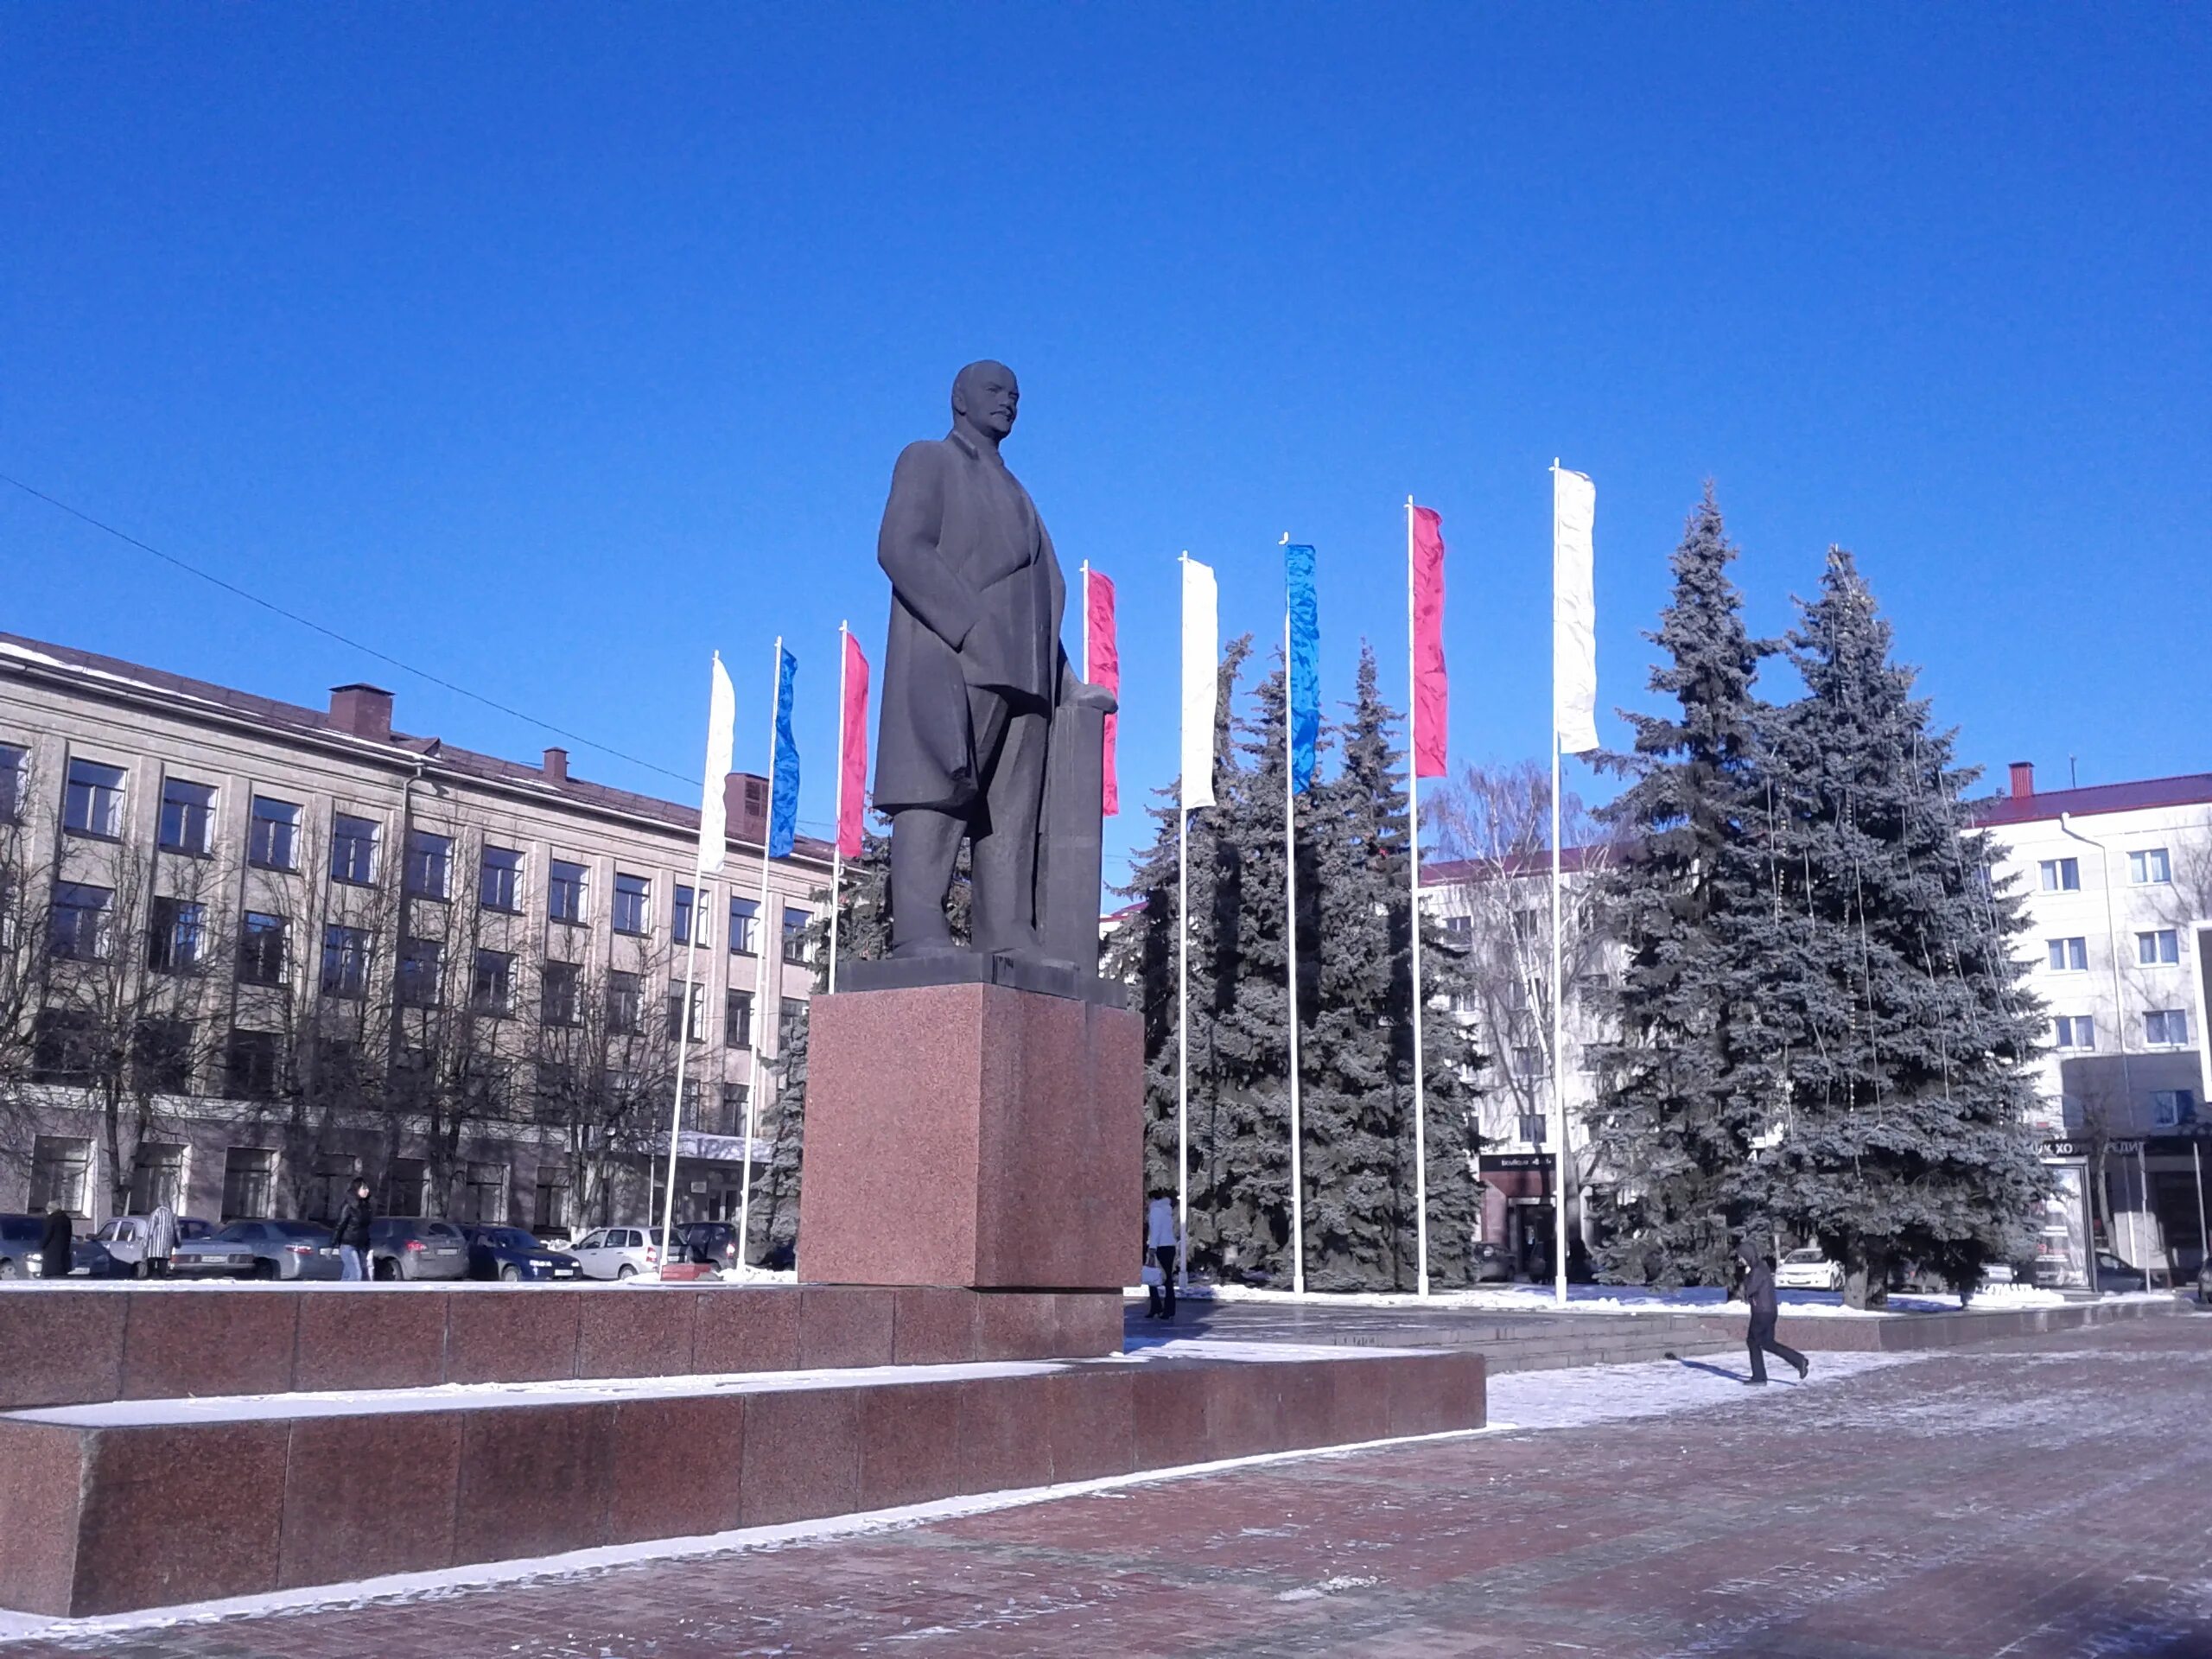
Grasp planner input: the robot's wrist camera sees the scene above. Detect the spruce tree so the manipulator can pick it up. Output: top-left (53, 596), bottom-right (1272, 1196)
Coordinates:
top-left (1761, 550), bottom-right (2049, 1306)
top-left (1587, 489), bottom-right (1788, 1287)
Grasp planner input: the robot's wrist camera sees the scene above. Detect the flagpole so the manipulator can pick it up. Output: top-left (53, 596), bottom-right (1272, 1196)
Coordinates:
top-left (829, 623), bottom-right (848, 996)
top-left (656, 893), bottom-right (702, 1274)
top-left (1176, 553), bottom-right (1192, 1291)
top-left (1406, 498), bottom-right (1430, 1298)
top-left (1549, 461), bottom-right (1568, 1308)
top-left (740, 636), bottom-right (781, 1268)
top-left (1281, 534), bottom-right (1306, 1298)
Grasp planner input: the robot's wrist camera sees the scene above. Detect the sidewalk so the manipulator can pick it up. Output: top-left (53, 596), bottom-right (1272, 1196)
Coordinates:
top-left (6, 1314), bottom-right (2205, 1656)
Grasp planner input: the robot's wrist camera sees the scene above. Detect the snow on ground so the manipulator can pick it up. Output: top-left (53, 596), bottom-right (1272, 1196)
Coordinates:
top-left (0, 1344), bottom-right (1933, 1647)
top-left (1134, 1280), bottom-right (2101, 1318)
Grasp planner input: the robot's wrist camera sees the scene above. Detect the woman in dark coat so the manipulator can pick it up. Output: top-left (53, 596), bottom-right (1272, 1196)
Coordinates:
top-left (39, 1207), bottom-right (72, 1281)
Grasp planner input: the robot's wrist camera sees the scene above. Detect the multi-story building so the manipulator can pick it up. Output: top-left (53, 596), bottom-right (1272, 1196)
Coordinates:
top-left (0, 632), bottom-right (831, 1237)
top-left (1418, 760), bottom-right (2212, 1281)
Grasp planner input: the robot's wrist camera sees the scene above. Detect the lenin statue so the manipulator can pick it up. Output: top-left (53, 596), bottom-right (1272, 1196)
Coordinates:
top-left (872, 361), bottom-right (1112, 967)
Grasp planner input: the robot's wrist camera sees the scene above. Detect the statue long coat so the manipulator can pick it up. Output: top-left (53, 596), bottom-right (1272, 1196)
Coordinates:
top-left (873, 429), bottom-right (1068, 815)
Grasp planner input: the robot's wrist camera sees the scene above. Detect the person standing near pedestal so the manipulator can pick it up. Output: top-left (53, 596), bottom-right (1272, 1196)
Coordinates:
top-left (145, 1200), bottom-right (177, 1280)
top-left (1738, 1244), bottom-right (1810, 1384)
top-left (334, 1179), bottom-right (374, 1281)
top-left (1145, 1194), bottom-right (1179, 1320)
top-left (38, 1207), bottom-right (70, 1282)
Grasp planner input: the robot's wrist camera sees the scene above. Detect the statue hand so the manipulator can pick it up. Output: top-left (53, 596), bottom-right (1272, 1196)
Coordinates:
top-left (1069, 680), bottom-right (1118, 715)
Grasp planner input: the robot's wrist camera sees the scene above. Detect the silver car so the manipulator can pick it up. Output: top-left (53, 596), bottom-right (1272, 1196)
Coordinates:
top-left (367, 1217), bottom-right (469, 1281)
top-left (569, 1225), bottom-right (678, 1280)
top-left (171, 1219), bottom-right (344, 1280)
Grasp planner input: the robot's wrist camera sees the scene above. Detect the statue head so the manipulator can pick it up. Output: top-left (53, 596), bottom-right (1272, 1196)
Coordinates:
top-left (951, 360), bottom-right (1020, 444)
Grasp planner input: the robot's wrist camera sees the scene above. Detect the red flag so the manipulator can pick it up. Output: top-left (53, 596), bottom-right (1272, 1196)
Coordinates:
top-left (838, 631), bottom-right (870, 858)
top-left (1411, 506), bottom-right (1448, 779)
top-left (1085, 569), bottom-right (1120, 817)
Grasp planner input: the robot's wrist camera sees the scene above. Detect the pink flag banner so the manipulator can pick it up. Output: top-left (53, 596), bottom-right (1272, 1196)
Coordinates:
top-left (838, 631), bottom-right (870, 858)
top-left (1086, 569), bottom-right (1120, 817)
top-left (1411, 505), bottom-right (1448, 778)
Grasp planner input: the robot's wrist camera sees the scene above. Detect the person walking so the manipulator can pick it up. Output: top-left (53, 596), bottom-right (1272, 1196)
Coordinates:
top-left (1144, 1194), bottom-right (1179, 1320)
top-left (145, 1200), bottom-right (178, 1280)
top-left (1738, 1244), bottom-right (1810, 1384)
top-left (333, 1179), bottom-right (374, 1281)
top-left (38, 1206), bottom-right (73, 1282)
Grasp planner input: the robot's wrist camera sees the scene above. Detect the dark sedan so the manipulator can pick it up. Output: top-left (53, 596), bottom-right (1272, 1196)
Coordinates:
top-left (673, 1220), bottom-right (742, 1273)
top-left (461, 1225), bottom-right (582, 1282)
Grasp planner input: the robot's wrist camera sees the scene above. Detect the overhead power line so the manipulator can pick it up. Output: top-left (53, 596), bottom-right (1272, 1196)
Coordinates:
top-left (2, 472), bottom-right (696, 788)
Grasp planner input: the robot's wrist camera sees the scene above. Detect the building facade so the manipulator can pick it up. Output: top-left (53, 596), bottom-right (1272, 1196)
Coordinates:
top-left (0, 632), bottom-right (830, 1237)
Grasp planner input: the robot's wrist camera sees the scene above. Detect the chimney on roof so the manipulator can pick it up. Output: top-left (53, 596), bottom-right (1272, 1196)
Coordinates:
top-left (543, 747), bottom-right (569, 784)
top-left (2008, 760), bottom-right (2035, 798)
top-left (328, 683), bottom-right (394, 741)
top-left (726, 771), bottom-right (769, 847)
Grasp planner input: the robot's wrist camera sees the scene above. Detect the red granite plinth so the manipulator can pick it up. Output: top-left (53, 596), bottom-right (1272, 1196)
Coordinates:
top-left (798, 983), bottom-right (1143, 1291)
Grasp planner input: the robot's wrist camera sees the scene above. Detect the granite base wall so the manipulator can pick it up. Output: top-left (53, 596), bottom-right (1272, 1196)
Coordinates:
top-left (0, 1348), bottom-right (1487, 1618)
top-left (0, 1284), bottom-right (1122, 1413)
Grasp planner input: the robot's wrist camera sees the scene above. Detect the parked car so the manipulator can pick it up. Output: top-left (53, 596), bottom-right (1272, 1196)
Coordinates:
top-left (368, 1217), bottom-right (470, 1281)
top-left (672, 1220), bottom-right (742, 1273)
top-left (2094, 1249), bottom-right (2152, 1294)
top-left (0, 1213), bottom-right (111, 1278)
top-left (171, 1219), bottom-right (344, 1280)
top-left (569, 1225), bottom-right (677, 1280)
top-left (1774, 1248), bottom-right (1844, 1293)
top-left (461, 1224), bottom-right (582, 1282)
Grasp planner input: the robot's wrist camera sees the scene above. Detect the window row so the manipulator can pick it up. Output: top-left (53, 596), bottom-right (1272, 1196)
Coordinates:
top-left (2050, 1010), bottom-right (2191, 1051)
top-left (2037, 848), bottom-right (2176, 892)
top-left (2044, 930), bottom-right (2185, 971)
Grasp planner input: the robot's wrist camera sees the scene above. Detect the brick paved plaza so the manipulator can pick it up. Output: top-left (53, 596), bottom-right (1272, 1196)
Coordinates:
top-left (9, 1315), bottom-right (2209, 1658)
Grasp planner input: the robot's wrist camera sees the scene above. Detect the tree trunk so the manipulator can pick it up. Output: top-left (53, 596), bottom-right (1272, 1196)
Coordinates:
top-left (1842, 1238), bottom-right (1889, 1311)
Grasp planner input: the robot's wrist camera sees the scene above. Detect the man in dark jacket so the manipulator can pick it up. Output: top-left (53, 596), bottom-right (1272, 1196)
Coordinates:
top-left (1738, 1245), bottom-right (1810, 1384)
top-left (333, 1179), bottom-right (373, 1281)
top-left (39, 1207), bottom-right (72, 1281)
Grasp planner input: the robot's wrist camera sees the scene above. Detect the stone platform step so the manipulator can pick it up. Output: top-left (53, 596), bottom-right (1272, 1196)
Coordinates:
top-left (0, 1340), bottom-right (1486, 1618)
top-left (0, 1283), bottom-right (1120, 1413)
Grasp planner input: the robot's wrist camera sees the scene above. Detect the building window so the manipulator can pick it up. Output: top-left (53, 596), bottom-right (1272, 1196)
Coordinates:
top-left (384, 1158), bottom-right (428, 1217)
top-left (458, 1161), bottom-right (507, 1226)
top-left (781, 906), bottom-right (810, 965)
top-left (0, 743), bottom-right (25, 823)
top-left (2129, 848), bottom-right (2172, 886)
top-left (1518, 1114), bottom-right (1548, 1145)
top-left (404, 830), bottom-right (453, 899)
top-left (532, 1163), bottom-right (569, 1230)
top-left (613, 872), bottom-right (651, 937)
top-left (673, 884), bottom-right (708, 946)
top-left (480, 845), bottom-right (523, 912)
top-left (302, 1153), bottom-right (360, 1224)
top-left (725, 988), bottom-right (753, 1049)
top-left (321, 925), bottom-right (372, 997)
top-left (219, 1147), bottom-right (277, 1219)
top-left (148, 896), bottom-right (207, 973)
top-left (2038, 858), bottom-right (2080, 893)
top-left (238, 911), bottom-right (288, 985)
top-left (728, 1080), bottom-right (750, 1128)
top-left (777, 1003), bottom-right (805, 1054)
top-left (128, 1142), bottom-right (187, 1213)
top-left (2053, 1014), bottom-right (2096, 1051)
top-left (549, 859), bottom-right (588, 925)
top-left (224, 1033), bottom-right (283, 1101)
top-left (31, 1010), bottom-right (97, 1083)
top-left (331, 814), bottom-right (380, 885)
top-left (133, 1017), bottom-right (194, 1092)
top-left (399, 938), bottom-right (443, 1005)
top-left (542, 960), bottom-right (581, 1027)
top-left (608, 969), bottom-right (643, 1034)
top-left (729, 896), bottom-right (759, 956)
top-left (248, 796), bottom-right (302, 870)
top-left (2138, 929), bottom-right (2181, 966)
top-left (2152, 1090), bottom-right (2198, 1129)
top-left (1443, 915), bottom-right (1472, 939)
top-left (2047, 937), bottom-right (2088, 972)
top-left (472, 948), bottom-right (514, 1014)
top-left (50, 881), bottom-right (114, 960)
top-left (2145, 1009), bottom-right (2190, 1047)
top-left (63, 759), bottom-right (125, 840)
top-left (29, 1135), bottom-right (92, 1217)
top-left (666, 982), bottom-right (704, 1041)
top-left (157, 778), bottom-right (216, 855)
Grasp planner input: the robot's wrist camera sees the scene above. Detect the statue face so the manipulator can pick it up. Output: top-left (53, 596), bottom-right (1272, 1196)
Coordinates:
top-left (953, 360), bottom-right (1020, 441)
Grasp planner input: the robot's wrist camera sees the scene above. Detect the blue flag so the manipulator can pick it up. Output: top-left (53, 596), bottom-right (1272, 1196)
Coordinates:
top-left (1285, 542), bottom-right (1319, 793)
top-left (768, 643), bottom-right (800, 859)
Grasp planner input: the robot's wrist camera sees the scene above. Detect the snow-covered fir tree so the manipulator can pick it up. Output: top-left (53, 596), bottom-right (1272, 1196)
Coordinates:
top-left (1761, 549), bottom-right (2049, 1306)
top-left (1586, 489), bottom-right (1789, 1287)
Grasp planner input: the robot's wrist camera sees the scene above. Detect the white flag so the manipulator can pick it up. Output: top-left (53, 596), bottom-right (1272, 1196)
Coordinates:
top-left (695, 652), bottom-right (738, 874)
top-left (1553, 466), bottom-right (1599, 755)
top-left (1180, 556), bottom-right (1219, 809)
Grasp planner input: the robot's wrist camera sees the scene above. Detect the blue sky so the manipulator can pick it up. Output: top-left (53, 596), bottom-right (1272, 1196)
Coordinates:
top-left (4, 7), bottom-right (2207, 884)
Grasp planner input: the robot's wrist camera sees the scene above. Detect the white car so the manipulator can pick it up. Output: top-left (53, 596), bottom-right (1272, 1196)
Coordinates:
top-left (569, 1225), bottom-right (673, 1280)
top-left (1774, 1247), bottom-right (1844, 1292)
